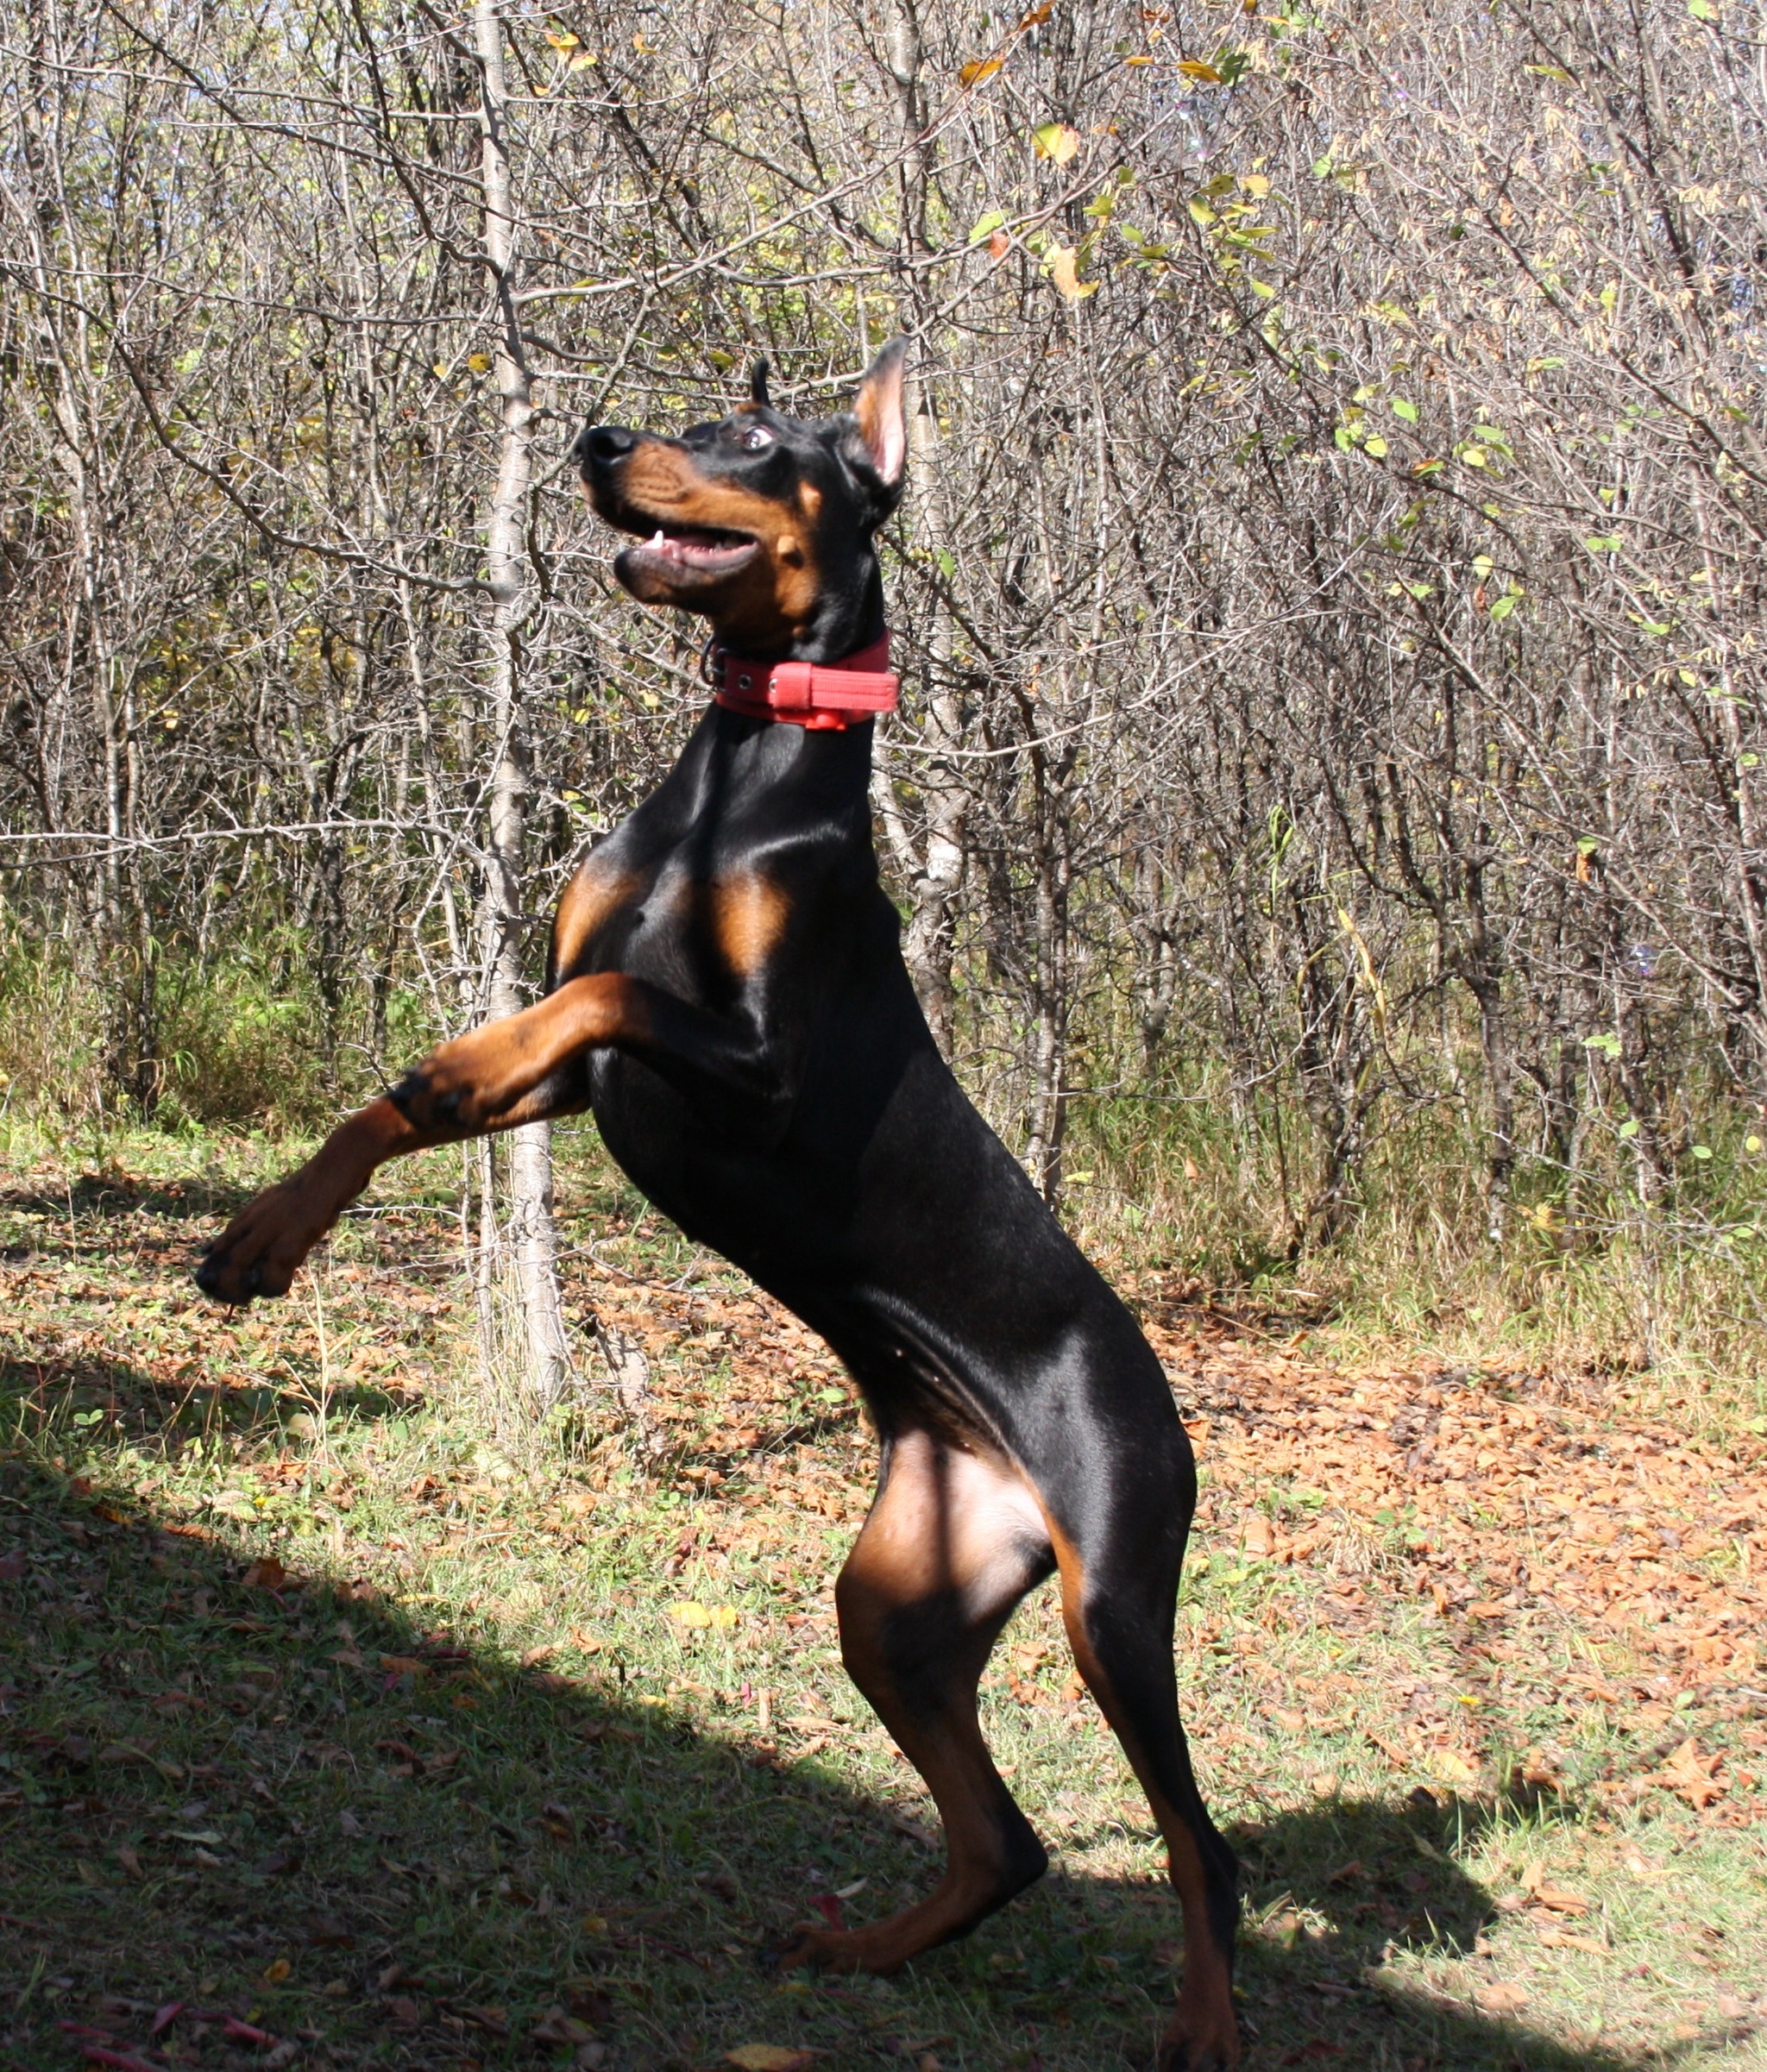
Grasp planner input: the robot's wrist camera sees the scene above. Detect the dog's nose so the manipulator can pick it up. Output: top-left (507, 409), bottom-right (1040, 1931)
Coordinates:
top-left (579, 424), bottom-right (636, 469)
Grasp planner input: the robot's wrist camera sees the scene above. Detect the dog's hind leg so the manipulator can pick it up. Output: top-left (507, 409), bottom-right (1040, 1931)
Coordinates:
top-left (777, 1428), bottom-right (1053, 1975)
top-left (1043, 1413), bottom-right (1241, 2071)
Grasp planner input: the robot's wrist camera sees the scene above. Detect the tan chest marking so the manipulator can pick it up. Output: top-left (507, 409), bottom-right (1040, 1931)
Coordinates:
top-left (711, 872), bottom-right (790, 976)
top-left (551, 859), bottom-right (640, 973)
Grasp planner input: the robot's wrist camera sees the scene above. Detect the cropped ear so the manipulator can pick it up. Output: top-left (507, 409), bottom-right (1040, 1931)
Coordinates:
top-left (851, 337), bottom-right (909, 488)
top-left (749, 357), bottom-right (770, 408)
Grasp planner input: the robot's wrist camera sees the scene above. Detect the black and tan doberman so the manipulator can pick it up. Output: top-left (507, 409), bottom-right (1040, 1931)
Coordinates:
top-left (196, 343), bottom-right (1240, 2069)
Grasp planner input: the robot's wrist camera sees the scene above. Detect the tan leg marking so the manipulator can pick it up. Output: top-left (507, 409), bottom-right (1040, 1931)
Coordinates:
top-left (778, 1432), bottom-right (1049, 1976)
top-left (393, 974), bottom-right (651, 1133)
top-left (1047, 1522), bottom-right (1240, 2070)
top-left (197, 1097), bottom-right (423, 1302)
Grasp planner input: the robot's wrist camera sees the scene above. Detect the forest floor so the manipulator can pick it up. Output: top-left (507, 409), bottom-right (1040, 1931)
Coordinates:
top-left (3, 1125), bottom-right (1765, 2072)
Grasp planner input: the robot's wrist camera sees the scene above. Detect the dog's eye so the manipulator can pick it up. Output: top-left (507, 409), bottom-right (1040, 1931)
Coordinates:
top-left (740, 424), bottom-right (774, 451)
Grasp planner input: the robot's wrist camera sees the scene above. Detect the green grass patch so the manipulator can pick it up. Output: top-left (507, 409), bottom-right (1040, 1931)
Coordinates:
top-left (3, 1123), bottom-right (1765, 2069)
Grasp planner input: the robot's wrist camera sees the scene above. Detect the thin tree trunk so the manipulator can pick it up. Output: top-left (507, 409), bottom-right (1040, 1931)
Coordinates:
top-left (473, 0), bottom-right (571, 1411)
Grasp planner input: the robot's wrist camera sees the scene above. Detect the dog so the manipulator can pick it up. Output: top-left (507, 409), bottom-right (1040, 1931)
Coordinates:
top-left (195, 342), bottom-right (1240, 2069)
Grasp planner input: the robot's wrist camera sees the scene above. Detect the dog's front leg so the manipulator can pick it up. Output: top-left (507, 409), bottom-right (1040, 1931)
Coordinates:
top-left (196, 971), bottom-right (793, 1304)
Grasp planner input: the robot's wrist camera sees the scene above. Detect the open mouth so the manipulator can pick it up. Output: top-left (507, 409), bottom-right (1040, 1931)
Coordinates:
top-left (619, 515), bottom-right (758, 576)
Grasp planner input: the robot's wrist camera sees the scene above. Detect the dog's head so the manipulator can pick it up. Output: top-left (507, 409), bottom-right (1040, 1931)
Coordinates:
top-left (577, 340), bottom-right (908, 662)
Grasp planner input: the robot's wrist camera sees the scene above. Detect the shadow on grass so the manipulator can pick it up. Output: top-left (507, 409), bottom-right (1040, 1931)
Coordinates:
top-left (0, 1454), bottom-right (1688, 2072)
top-left (0, 1347), bottom-right (412, 1455)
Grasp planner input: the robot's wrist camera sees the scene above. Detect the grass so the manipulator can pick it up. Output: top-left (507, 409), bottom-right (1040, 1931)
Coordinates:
top-left (3, 1116), bottom-right (1766, 2071)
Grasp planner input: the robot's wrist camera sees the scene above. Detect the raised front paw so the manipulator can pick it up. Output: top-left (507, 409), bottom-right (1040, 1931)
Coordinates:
top-left (193, 1180), bottom-right (330, 1304)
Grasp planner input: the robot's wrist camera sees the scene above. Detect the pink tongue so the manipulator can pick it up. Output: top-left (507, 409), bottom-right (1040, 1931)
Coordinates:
top-left (657, 532), bottom-right (747, 566)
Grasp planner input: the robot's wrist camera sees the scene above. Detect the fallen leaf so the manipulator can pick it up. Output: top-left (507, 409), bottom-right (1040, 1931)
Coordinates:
top-left (378, 1654), bottom-right (427, 1678)
top-left (959, 57), bottom-right (1003, 87)
top-left (262, 1957), bottom-right (291, 1983)
top-left (726, 2050), bottom-right (814, 2071)
top-left (1655, 1738), bottom-right (1726, 1809)
top-left (1474, 1981), bottom-right (1530, 2013)
top-left (1425, 1748), bottom-right (1478, 1787)
top-left (242, 1556), bottom-right (298, 1591)
top-left (1536, 1928), bottom-right (1607, 1953)
top-left (532, 2006), bottom-right (595, 2046)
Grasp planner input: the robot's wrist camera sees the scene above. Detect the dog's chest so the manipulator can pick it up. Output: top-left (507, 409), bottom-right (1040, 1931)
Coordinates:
top-left (552, 841), bottom-right (787, 1001)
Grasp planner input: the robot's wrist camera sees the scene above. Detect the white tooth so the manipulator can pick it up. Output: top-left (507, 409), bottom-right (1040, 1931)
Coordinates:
top-left (651, 529), bottom-right (665, 547)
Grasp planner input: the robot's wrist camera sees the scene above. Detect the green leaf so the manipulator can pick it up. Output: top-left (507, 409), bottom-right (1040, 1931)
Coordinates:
top-left (1584, 535), bottom-right (1624, 553)
top-left (1364, 436), bottom-right (1389, 457)
top-left (967, 210), bottom-right (1008, 246)
top-left (1618, 1118), bottom-right (1641, 1140)
top-left (1390, 397), bottom-right (1418, 423)
top-left (1487, 592), bottom-right (1519, 621)
top-left (1688, 0), bottom-right (1717, 20)
top-left (1691, 1144), bottom-right (1714, 1160)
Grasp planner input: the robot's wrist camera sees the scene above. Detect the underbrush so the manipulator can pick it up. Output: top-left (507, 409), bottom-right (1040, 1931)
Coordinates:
top-left (3, 900), bottom-right (1763, 1422)
top-left (1054, 1083), bottom-right (1767, 1421)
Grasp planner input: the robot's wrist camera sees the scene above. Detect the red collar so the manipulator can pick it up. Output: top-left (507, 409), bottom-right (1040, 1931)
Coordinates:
top-left (711, 633), bottom-right (898, 731)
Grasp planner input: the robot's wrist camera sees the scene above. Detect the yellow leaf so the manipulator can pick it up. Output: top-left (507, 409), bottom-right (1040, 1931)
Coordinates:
top-left (709, 1604), bottom-right (739, 1629)
top-left (1178, 57), bottom-right (1223, 81)
top-left (1032, 122), bottom-right (1080, 165)
top-left (726, 2050), bottom-right (814, 2072)
top-left (569, 51), bottom-right (597, 69)
top-left (1426, 1748), bottom-right (1479, 1786)
top-left (1047, 246), bottom-right (1098, 300)
top-left (262, 1958), bottom-right (292, 1983)
top-left (544, 28), bottom-right (579, 48)
top-left (467, 352), bottom-right (490, 374)
top-left (959, 57), bottom-right (1003, 86)
top-left (671, 1601), bottom-right (713, 1629)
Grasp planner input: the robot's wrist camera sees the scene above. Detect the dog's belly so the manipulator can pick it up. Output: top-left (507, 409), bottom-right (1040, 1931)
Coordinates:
top-left (586, 1034), bottom-right (1170, 1457)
